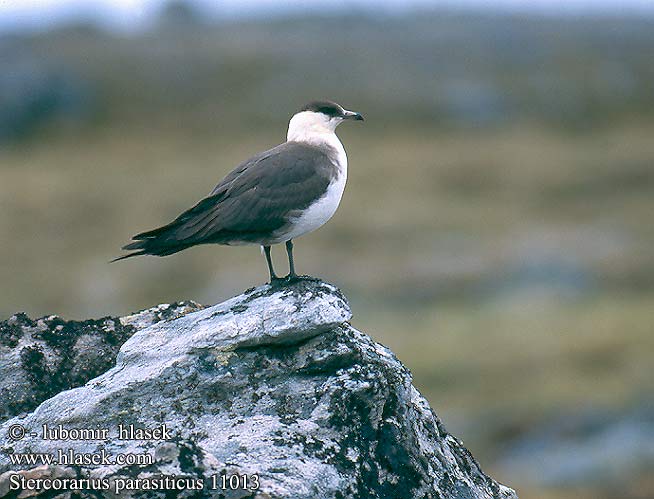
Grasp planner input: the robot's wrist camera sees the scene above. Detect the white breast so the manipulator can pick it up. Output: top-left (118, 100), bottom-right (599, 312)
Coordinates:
top-left (273, 134), bottom-right (347, 244)
top-left (282, 171), bottom-right (346, 242)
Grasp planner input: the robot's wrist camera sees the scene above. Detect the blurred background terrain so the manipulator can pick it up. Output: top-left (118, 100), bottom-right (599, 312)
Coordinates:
top-left (1, 1), bottom-right (653, 498)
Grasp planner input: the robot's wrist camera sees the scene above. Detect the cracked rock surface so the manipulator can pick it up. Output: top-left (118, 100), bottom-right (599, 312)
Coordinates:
top-left (0, 301), bottom-right (203, 422)
top-left (0, 279), bottom-right (516, 499)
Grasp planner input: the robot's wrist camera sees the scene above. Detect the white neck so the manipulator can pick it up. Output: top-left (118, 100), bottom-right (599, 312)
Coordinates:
top-left (286, 111), bottom-right (347, 170)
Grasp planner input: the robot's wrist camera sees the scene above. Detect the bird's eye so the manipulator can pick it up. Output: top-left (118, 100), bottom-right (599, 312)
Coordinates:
top-left (319, 106), bottom-right (340, 117)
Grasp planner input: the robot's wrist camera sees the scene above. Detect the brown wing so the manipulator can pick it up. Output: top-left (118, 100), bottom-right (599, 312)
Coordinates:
top-left (115, 142), bottom-right (335, 259)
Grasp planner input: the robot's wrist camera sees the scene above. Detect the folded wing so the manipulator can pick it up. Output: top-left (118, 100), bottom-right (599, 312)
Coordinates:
top-left (113, 142), bottom-right (334, 260)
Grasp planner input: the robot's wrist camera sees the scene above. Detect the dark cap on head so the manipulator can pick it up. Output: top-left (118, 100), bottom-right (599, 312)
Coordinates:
top-left (301, 100), bottom-right (345, 117)
top-left (300, 100), bottom-right (364, 121)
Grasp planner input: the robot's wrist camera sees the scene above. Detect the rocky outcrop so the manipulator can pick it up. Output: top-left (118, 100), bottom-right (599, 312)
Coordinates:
top-left (0, 279), bottom-right (517, 499)
top-left (0, 302), bottom-right (203, 422)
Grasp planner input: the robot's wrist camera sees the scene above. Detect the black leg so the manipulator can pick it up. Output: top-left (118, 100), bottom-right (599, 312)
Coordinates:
top-left (263, 245), bottom-right (279, 282)
top-left (285, 240), bottom-right (297, 278)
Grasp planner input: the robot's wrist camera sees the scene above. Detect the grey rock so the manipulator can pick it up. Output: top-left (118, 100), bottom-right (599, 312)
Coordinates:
top-left (0, 278), bottom-right (516, 499)
top-left (0, 301), bottom-right (203, 421)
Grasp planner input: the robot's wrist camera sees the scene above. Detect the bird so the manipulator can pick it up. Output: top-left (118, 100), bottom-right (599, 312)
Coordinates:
top-left (113, 100), bottom-right (364, 283)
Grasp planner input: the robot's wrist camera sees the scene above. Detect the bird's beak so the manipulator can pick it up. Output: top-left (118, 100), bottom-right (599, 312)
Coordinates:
top-left (343, 110), bottom-right (364, 121)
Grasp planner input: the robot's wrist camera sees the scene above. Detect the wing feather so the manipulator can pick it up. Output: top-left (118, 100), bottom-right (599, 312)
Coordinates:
top-left (115, 142), bottom-right (335, 258)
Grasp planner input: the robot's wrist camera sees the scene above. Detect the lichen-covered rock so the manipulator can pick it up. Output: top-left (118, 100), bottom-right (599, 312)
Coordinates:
top-left (0, 279), bottom-right (516, 499)
top-left (0, 301), bottom-right (203, 421)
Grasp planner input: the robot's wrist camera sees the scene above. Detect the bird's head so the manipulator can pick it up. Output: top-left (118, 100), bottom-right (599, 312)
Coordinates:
top-left (287, 100), bottom-right (363, 142)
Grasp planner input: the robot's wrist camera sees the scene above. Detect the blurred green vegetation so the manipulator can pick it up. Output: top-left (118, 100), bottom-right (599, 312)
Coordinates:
top-left (1, 11), bottom-right (653, 499)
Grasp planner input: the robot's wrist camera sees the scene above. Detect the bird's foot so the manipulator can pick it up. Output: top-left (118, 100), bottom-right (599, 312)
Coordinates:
top-left (268, 274), bottom-right (314, 286)
top-left (268, 275), bottom-right (286, 287)
top-left (286, 273), bottom-right (314, 282)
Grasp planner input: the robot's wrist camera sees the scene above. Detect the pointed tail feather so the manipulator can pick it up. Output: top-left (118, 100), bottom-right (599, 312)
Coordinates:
top-left (112, 194), bottom-right (225, 262)
top-left (110, 251), bottom-right (146, 263)
top-left (112, 224), bottom-right (191, 262)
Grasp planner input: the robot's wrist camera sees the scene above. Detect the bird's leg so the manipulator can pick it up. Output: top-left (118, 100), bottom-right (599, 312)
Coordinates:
top-left (263, 245), bottom-right (281, 283)
top-left (285, 240), bottom-right (298, 280)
